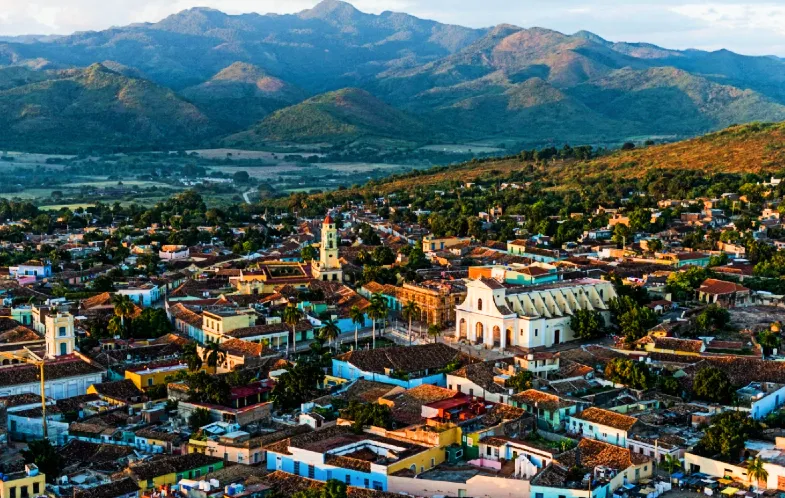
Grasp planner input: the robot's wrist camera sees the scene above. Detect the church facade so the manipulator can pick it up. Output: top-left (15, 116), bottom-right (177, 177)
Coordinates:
top-left (454, 278), bottom-right (616, 350)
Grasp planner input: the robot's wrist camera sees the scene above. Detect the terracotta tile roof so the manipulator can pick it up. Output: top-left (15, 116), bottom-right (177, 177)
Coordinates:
top-left (336, 343), bottom-right (463, 376)
top-left (81, 292), bottom-right (114, 310)
top-left (554, 438), bottom-right (649, 473)
top-left (127, 453), bottom-right (222, 482)
top-left (573, 407), bottom-right (638, 431)
top-left (382, 384), bottom-right (459, 425)
top-left (450, 360), bottom-right (511, 394)
top-left (0, 393), bottom-right (42, 408)
top-left (168, 303), bottom-right (203, 327)
top-left (653, 337), bottom-right (703, 353)
top-left (74, 477), bottom-right (140, 498)
top-left (59, 439), bottom-right (135, 472)
top-left (219, 338), bottom-right (274, 358)
top-left (90, 379), bottom-right (144, 403)
top-left (0, 325), bottom-right (43, 344)
top-left (225, 320), bottom-right (310, 339)
top-left (698, 278), bottom-right (750, 295)
top-left (511, 389), bottom-right (575, 411)
top-left (258, 471), bottom-right (400, 498)
top-left (0, 317), bottom-right (23, 332)
top-left (0, 356), bottom-right (104, 387)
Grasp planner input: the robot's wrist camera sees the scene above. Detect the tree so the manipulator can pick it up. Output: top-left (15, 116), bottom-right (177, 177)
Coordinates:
top-left (22, 439), bottom-right (64, 483)
top-left (183, 342), bottom-right (203, 372)
top-left (319, 319), bottom-right (341, 352)
top-left (282, 305), bottom-right (304, 356)
top-left (270, 360), bottom-right (325, 411)
top-left (349, 305), bottom-right (364, 350)
top-left (301, 245), bottom-right (317, 262)
top-left (427, 324), bottom-right (442, 343)
top-left (694, 411), bottom-right (761, 461)
top-left (747, 457), bottom-right (769, 489)
top-left (610, 297), bottom-right (657, 344)
top-left (666, 267), bottom-right (709, 301)
top-left (758, 329), bottom-right (781, 356)
top-left (694, 304), bottom-right (730, 334)
top-left (368, 293), bottom-right (389, 349)
top-left (401, 300), bottom-right (421, 346)
top-left (130, 308), bottom-right (173, 339)
top-left (203, 342), bottom-right (226, 373)
top-left (111, 294), bottom-right (135, 334)
top-left (570, 309), bottom-right (606, 340)
top-left (604, 358), bottom-right (652, 390)
top-left (92, 274), bottom-right (115, 292)
top-left (232, 171), bottom-right (251, 184)
top-left (189, 407), bottom-right (212, 431)
top-left (646, 238), bottom-right (663, 254)
top-left (693, 366), bottom-right (735, 404)
top-left (661, 454), bottom-right (682, 478)
top-left (342, 400), bottom-right (394, 433)
top-left (505, 370), bottom-right (534, 392)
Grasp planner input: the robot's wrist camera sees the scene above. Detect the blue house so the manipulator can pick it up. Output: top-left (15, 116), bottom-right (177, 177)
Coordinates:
top-left (10, 260), bottom-right (52, 279)
top-left (331, 343), bottom-right (462, 389)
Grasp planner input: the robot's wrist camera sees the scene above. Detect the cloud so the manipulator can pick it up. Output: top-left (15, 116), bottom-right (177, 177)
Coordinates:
top-left (0, 0), bottom-right (784, 55)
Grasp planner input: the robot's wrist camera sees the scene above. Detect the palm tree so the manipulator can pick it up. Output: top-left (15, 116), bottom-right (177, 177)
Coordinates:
top-left (747, 457), bottom-right (768, 490)
top-left (182, 342), bottom-right (202, 372)
top-left (349, 305), bottom-right (364, 351)
top-left (401, 300), bottom-right (421, 346)
top-left (368, 293), bottom-right (389, 350)
top-left (282, 305), bottom-right (304, 357)
top-left (319, 319), bottom-right (341, 353)
top-left (427, 324), bottom-right (443, 344)
top-left (662, 454), bottom-right (682, 481)
top-left (111, 294), bottom-right (135, 331)
top-left (204, 342), bottom-right (225, 373)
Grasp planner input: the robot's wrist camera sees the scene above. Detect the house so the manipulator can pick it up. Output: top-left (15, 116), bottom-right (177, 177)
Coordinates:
top-left (159, 245), bottom-right (190, 261)
top-left (331, 343), bottom-right (464, 389)
top-left (87, 379), bottom-right (145, 407)
top-left (454, 278), bottom-right (616, 350)
top-left (697, 278), bottom-right (751, 308)
top-left (9, 260), bottom-right (52, 279)
top-left (665, 252), bottom-right (711, 268)
top-left (568, 407), bottom-right (639, 447)
top-left (736, 382), bottom-right (785, 420)
top-left (468, 263), bottom-right (559, 287)
top-left (202, 308), bottom-right (257, 344)
top-left (513, 352), bottom-right (560, 378)
top-left (0, 356), bottom-right (104, 400)
top-left (423, 236), bottom-right (472, 253)
top-left (264, 425), bottom-right (445, 491)
top-left (0, 465), bottom-right (46, 498)
top-left (168, 303), bottom-right (204, 342)
top-left (684, 437), bottom-right (785, 490)
top-left (530, 439), bottom-right (652, 498)
top-left (506, 241), bottom-right (565, 263)
top-left (509, 389), bottom-right (580, 431)
top-left (125, 453), bottom-right (224, 490)
top-left (73, 477), bottom-right (140, 498)
top-left (188, 426), bottom-right (311, 465)
top-left (446, 360), bottom-right (514, 404)
top-left (639, 337), bottom-right (705, 356)
top-left (124, 361), bottom-right (189, 389)
top-left (116, 282), bottom-right (161, 306)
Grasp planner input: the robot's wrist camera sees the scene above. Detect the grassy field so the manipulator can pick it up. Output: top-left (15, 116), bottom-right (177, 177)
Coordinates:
top-left (67, 180), bottom-right (173, 188)
top-left (420, 144), bottom-right (505, 154)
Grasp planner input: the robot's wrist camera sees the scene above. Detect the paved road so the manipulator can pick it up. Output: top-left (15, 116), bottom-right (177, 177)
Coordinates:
top-left (243, 190), bottom-right (256, 205)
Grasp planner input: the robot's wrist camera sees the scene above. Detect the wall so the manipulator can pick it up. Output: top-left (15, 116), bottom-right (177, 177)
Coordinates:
top-left (0, 372), bottom-right (103, 400)
top-left (750, 385), bottom-right (785, 420)
top-left (388, 473), bottom-right (531, 498)
top-left (331, 359), bottom-right (446, 388)
top-left (684, 452), bottom-right (785, 490)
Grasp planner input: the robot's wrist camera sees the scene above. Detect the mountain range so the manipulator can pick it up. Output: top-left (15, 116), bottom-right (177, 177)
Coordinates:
top-left (3, 0), bottom-right (785, 151)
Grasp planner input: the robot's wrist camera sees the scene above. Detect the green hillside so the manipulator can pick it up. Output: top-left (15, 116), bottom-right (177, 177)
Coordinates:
top-left (224, 88), bottom-right (429, 146)
top-left (0, 63), bottom-right (213, 151)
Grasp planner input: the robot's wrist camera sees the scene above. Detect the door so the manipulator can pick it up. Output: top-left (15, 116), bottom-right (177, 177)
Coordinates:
top-left (276, 456), bottom-right (282, 471)
top-left (60, 342), bottom-right (67, 356)
top-left (554, 329), bottom-right (560, 345)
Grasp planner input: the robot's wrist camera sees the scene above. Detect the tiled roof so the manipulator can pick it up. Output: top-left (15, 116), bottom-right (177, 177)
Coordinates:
top-left (511, 389), bottom-right (575, 411)
top-left (220, 338), bottom-right (273, 358)
top-left (225, 320), bottom-right (310, 339)
top-left (127, 453), bottom-right (222, 481)
top-left (573, 407), bottom-right (638, 431)
top-left (382, 384), bottom-right (459, 425)
top-left (653, 337), bottom-right (703, 353)
top-left (336, 343), bottom-right (463, 376)
top-left (168, 303), bottom-right (203, 327)
top-left (74, 478), bottom-right (140, 498)
top-left (450, 360), bottom-right (511, 394)
top-left (0, 326), bottom-right (43, 344)
top-left (698, 278), bottom-right (749, 295)
top-left (0, 356), bottom-right (103, 387)
top-left (258, 471), bottom-right (400, 498)
top-left (90, 379), bottom-right (144, 402)
top-left (560, 438), bottom-right (649, 469)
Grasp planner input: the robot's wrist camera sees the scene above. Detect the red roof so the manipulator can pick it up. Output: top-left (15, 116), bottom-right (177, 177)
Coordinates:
top-left (324, 213), bottom-right (333, 224)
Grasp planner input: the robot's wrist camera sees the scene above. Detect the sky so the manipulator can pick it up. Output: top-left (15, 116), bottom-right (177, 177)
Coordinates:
top-left (1, 0), bottom-right (785, 56)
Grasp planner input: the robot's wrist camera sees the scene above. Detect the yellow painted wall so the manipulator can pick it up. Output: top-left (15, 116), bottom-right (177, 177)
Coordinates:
top-left (388, 445), bottom-right (446, 475)
top-left (0, 473), bottom-right (46, 498)
top-left (125, 365), bottom-right (189, 389)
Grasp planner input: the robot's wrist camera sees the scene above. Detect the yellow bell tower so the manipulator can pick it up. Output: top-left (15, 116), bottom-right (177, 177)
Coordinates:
top-left (311, 213), bottom-right (343, 282)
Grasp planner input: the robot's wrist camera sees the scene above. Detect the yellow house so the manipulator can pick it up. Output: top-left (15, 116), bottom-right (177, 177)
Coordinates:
top-left (638, 337), bottom-right (705, 356)
top-left (126, 454), bottom-right (223, 490)
top-left (87, 379), bottom-right (145, 409)
top-left (202, 309), bottom-right (256, 343)
top-left (0, 465), bottom-right (45, 498)
top-left (124, 361), bottom-right (189, 389)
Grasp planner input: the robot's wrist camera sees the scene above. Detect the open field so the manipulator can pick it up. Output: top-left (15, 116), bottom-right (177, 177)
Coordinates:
top-left (67, 180), bottom-right (173, 188)
top-left (186, 148), bottom-right (326, 160)
top-left (420, 144), bottom-right (505, 154)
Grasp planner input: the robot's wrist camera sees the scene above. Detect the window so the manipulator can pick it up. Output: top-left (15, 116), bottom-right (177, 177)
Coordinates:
top-left (208, 466), bottom-right (214, 473)
top-left (308, 465), bottom-right (315, 478)
top-left (194, 470), bottom-right (201, 478)
top-left (58, 326), bottom-right (66, 337)
top-left (345, 475), bottom-right (351, 485)
top-left (294, 461), bottom-right (300, 475)
top-left (477, 299), bottom-right (483, 311)
top-left (148, 379), bottom-right (154, 387)
top-left (431, 458), bottom-right (435, 468)
top-left (536, 494), bottom-right (544, 498)
top-left (372, 481), bottom-right (383, 491)
top-left (469, 388), bottom-right (474, 397)
top-left (364, 479), bottom-right (370, 489)
top-left (9, 487), bottom-right (15, 498)
top-left (534, 329), bottom-right (538, 337)
top-left (487, 446), bottom-right (492, 456)
top-left (33, 483), bottom-right (40, 494)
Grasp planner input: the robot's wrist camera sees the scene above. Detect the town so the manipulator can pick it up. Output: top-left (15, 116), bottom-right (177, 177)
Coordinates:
top-left (1, 167), bottom-right (785, 498)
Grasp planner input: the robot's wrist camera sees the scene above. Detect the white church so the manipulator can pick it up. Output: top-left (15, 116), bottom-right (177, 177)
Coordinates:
top-left (454, 277), bottom-right (617, 350)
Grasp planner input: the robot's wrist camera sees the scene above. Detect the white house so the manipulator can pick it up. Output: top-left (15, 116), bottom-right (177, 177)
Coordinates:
top-left (0, 357), bottom-right (104, 400)
top-left (568, 407), bottom-right (639, 447)
top-left (454, 278), bottom-right (616, 349)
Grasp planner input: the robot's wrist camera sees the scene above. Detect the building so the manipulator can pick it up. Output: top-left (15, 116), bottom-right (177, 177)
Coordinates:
top-left (311, 214), bottom-right (343, 282)
top-left (236, 262), bottom-right (312, 295)
top-left (0, 356), bottom-right (104, 399)
top-left (454, 278), bottom-right (616, 350)
top-left (509, 389), bottom-right (580, 431)
top-left (45, 310), bottom-right (76, 358)
top-left (423, 236), bottom-right (472, 253)
top-left (264, 425), bottom-right (445, 491)
top-left (530, 439), bottom-right (652, 498)
top-left (202, 309), bottom-right (257, 344)
top-left (360, 281), bottom-right (466, 327)
top-left (124, 361), bottom-right (189, 389)
top-left (447, 360), bottom-right (515, 404)
top-left (332, 343), bottom-right (464, 388)
top-left (159, 245), bottom-right (190, 261)
top-left (567, 407), bottom-right (639, 447)
top-left (125, 453), bottom-right (223, 490)
top-left (0, 465), bottom-right (45, 498)
top-left (506, 241), bottom-right (565, 263)
top-left (116, 283), bottom-right (161, 306)
top-left (9, 260), bottom-right (52, 279)
top-left (684, 437), bottom-right (785, 490)
top-left (697, 278), bottom-right (751, 308)
top-left (468, 264), bottom-right (560, 287)
top-left (187, 426), bottom-right (309, 465)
